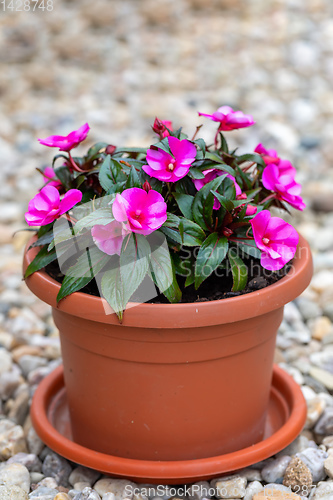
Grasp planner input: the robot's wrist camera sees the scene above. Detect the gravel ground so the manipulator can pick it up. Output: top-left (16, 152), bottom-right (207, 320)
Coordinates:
top-left (1, 0), bottom-right (333, 498)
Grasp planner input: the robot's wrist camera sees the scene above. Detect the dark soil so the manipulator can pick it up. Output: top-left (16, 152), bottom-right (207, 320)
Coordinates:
top-left (45, 256), bottom-right (291, 304)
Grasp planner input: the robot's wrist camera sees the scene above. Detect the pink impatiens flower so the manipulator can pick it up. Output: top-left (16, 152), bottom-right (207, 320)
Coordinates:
top-left (38, 123), bottom-right (90, 152)
top-left (262, 163), bottom-right (305, 211)
top-left (254, 143), bottom-right (280, 165)
top-left (198, 106), bottom-right (255, 131)
top-left (43, 167), bottom-right (62, 190)
top-left (193, 168), bottom-right (242, 210)
top-left (251, 210), bottom-right (299, 271)
top-left (143, 137), bottom-right (197, 182)
top-left (92, 221), bottom-right (130, 256)
top-left (25, 185), bottom-right (82, 226)
top-left (112, 187), bottom-right (167, 235)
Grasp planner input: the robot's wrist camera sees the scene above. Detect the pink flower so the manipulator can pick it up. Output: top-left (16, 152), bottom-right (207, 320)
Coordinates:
top-left (92, 221), bottom-right (130, 256)
top-left (193, 169), bottom-right (242, 210)
top-left (250, 210), bottom-right (299, 271)
top-left (38, 123), bottom-right (90, 152)
top-left (152, 118), bottom-right (173, 138)
top-left (262, 163), bottom-right (305, 211)
top-left (43, 167), bottom-right (62, 190)
top-left (112, 188), bottom-right (167, 235)
top-left (254, 143), bottom-right (280, 165)
top-left (143, 137), bottom-right (197, 182)
top-left (198, 106), bottom-right (255, 131)
top-left (25, 185), bottom-right (82, 226)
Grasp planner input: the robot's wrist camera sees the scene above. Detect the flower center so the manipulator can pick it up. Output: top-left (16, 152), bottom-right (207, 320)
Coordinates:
top-left (134, 209), bottom-right (142, 219)
top-left (262, 237), bottom-right (270, 245)
top-left (167, 160), bottom-right (175, 172)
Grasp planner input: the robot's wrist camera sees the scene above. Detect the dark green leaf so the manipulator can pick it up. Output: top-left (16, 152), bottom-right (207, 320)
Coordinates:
top-left (150, 137), bottom-right (171, 155)
top-left (205, 151), bottom-right (224, 164)
top-left (187, 168), bottom-right (205, 180)
top-left (54, 165), bottom-right (72, 189)
top-left (192, 176), bottom-right (225, 230)
top-left (194, 138), bottom-right (206, 155)
top-left (210, 191), bottom-right (234, 212)
top-left (150, 250), bottom-right (182, 303)
top-left (163, 213), bottom-right (180, 229)
top-left (86, 142), bottom-right (108, 161)
top-left (194, 233), bottom-right (228, 289)
top-left (236, 239), bottom-right (261, 259)
top-left (120, 234), bottom-right (151, 307)
top-left (219, 132), bottom-right (229, 154)
top-left (57, 246), bottom-right (109, 302)
top-left (173, 193), bottom-right (194, 219)
top-left (74, 207), bottom-right (114, 234)
top-left (24, 246), bottom-right (58, 278)
top-left (228, 249), bottom-right (248, 292)
top-left (236, 153), bottom-right (266, 169)
top-left (179, 218), bottom-right (206, 246)
top-left (125, 166), bottom-right (141, 189)
top-left (101, 266), bottom-right (125, 322)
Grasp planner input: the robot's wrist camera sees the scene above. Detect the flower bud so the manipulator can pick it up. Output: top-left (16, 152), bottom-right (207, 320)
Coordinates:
top-left (143, 180), bottom-right (152, 192)
top-left (152, 117), bottom-right (165, 135)
top-left (222, 227), bottom-right (233, 237)
top-left (105, 144), bottom-right (117, 155)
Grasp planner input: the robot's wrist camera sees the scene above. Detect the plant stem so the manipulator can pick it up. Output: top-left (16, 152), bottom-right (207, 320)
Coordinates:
top-left (68, 152), bottom-right (86, 173)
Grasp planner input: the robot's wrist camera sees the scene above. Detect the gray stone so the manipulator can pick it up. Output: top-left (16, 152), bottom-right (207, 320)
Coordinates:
top-left (315, 407), bottom-right (333, 435)
top-left (29, 486), bottom-right (60, 499)
top-left (42, 452), bottom-right (72, 487)
top-left (0, 424), bottom-right (28, 459)
top-left (93, 479), bottom-right (136, 499)
top-left (297, 447), bottom-right (328, 482)
top-left (212, 475), bottom-right (247, 498)
top-left (243, 481), bottom-right (263, 500)
top-left (0, 462), bottom-right (30, 493)
top-left (0, 484), bottom-right (28, 499)
top-left (69, 467), bottom-right (100, 488)
top-left (187, 481), bottom-right (211, 500)
top-left (7, 452), bottom-right (42, 472)
top-left (27, 426), bottom-right (45, 456)
top-left (18, 355), bottom-right (48, 378)
top-left (261, 456), bottom-right (291, 483)
top-left (72, 487), bottom-right (102, 500)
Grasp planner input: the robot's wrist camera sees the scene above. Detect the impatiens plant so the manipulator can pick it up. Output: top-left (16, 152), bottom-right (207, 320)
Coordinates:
top-left (24, 112), bottom-right (305, 321)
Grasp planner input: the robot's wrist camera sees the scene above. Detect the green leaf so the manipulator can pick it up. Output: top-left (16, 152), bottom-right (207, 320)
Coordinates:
top-left (219, 132), bottom-right (229, 154)
top-left (209, 163), bottom-right (236, 176)
top-left (86, 142), bottom-right (108, 161)
top-left (24, 246), bottom-right (58, 278)
top-left (187, 168), bottom-right (205, 180)
top-left (98, 157), bottom-right (126, 191)
top-left (228, 249), bottom-right (248, 292)
top-left (194, 138), bottom-right (206, 155)
top-left (160, 227), bottom-right (182, 246)
top-left (52, 154), bottom-right (68, 168)
top-left (194, 233), bottom-right (228, 289)
top-left (57, 246), bottom-right (109, 302)
top-left (205, 151), bottom-right (224, 164)
top-left (54, 165), bottom-right (72, 189)
top-left (236, 239), bottom-right (261, 259)
top-left (173, 193), bottom-right (194, 219)
top-left (192, 176), bottom-right (225, 230)
top-left (119, 234), bottom-right (151, 307)
top-left (28, 230), bottom-right (54, 249)
top-left (150, 138), bottom-right (171, 155)
top-left (125, 166), bottom-right (141, 189)
top-left (163, 213), bottom-right (180, 228)
top-left (210, 191), bottom-right (234, 212)
top-left (151, 250), bottom-right (182, 303)
top-left (73, 207), bottom-right (114, 234)
top-left (115, 147), bottom-right (148, 155)
top-left (101, 266), bottom-right (125, 322)
top-left (236, 153), bottom-right (266, 170)
top-left (149, 241), bottom-right (175, 298)
top-left (179, 218), bottom-right (206, 246)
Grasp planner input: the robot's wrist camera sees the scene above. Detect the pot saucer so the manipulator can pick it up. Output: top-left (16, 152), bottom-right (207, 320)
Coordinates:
top-left (31, 364), bottom-right (306, 484)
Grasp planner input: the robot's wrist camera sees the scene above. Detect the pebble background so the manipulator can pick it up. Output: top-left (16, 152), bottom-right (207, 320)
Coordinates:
top-left (1, 0), bottom-right (333, 498)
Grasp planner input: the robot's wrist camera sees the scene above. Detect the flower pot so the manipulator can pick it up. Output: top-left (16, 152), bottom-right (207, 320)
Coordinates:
top-left (24, 234), bottom-right (312, 461)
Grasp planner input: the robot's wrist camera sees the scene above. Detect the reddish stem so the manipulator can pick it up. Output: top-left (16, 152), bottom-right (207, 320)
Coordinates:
top-left (68, 152), bottom-right (86, 173)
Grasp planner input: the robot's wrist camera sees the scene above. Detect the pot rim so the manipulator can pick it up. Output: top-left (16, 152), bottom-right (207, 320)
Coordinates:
top-left (23, 234), bottom-right (313, 328)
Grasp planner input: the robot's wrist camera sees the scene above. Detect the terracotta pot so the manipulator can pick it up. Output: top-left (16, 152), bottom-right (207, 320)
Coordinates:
top-left (24, 235), bottom-right (312, 461)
